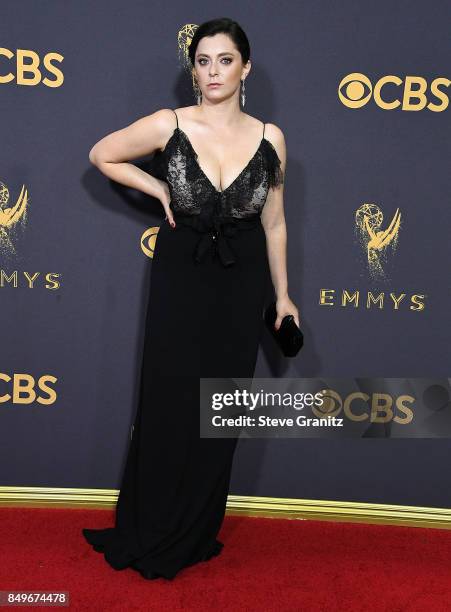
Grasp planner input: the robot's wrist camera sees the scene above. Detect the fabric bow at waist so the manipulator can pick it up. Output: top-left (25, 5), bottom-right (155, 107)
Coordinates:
top-left (172, 211), bottom-right (261, 267)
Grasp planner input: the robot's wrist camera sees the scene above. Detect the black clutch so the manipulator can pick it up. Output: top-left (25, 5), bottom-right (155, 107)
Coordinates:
top-left (263, 301), bottom-right (304, 357)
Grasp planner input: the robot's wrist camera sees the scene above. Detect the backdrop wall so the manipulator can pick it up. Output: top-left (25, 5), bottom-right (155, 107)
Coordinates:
top-left (1, 0), bottom-right (450, 507)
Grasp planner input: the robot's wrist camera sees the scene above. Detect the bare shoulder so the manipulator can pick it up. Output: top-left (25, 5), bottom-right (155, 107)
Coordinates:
top-left (130, 107), bottom-right (178, 132)
top-left (151, 107), bottom-right (179, 125)
top-left (117, 108), bottom-right (183, 151)
top-left (89, 107), bottom-right (181, 162)
top-left (263, 122), bottom-right (287, 166)
top-left (110, 107), bottom-right (179, 154)
top-left (264, 122), bottom-right (285, 147)
top-left (143, 108), bottom-right (179, 148)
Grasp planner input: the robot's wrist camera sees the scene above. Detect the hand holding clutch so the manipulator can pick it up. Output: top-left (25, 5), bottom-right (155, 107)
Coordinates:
top-left (263, 301), bottom-right (304, 357)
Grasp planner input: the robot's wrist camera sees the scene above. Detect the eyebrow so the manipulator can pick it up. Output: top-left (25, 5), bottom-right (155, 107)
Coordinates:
top-left (195, 51), bottom-right (234, 58)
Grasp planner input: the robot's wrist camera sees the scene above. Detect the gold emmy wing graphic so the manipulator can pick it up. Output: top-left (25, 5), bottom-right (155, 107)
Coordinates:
top-left (0, 181), bottom-right (29, 257)
top-left (140, 226), bottom-right (160, 258)
top-left (177, 24), bottom-right (198, 72)
top-left (355, 203), bottom-right (401, 280)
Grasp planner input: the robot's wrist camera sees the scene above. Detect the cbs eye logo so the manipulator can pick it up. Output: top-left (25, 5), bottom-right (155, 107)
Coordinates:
top-left (140, 226), bottom-right (160, 258)
top-left (338, 72), bottom-right (450, 112)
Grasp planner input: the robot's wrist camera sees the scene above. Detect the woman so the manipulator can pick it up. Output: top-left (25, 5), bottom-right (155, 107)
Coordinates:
top-left (82, 17), bottom-right (300, 580)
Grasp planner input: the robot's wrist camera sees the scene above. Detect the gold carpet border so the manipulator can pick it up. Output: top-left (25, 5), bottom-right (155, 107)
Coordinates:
top-left (1, 487), bottom-right (451, 530)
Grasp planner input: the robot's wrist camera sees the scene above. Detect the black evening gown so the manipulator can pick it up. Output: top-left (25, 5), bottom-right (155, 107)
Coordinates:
top-left (82, 109), bottom-right (284, 580)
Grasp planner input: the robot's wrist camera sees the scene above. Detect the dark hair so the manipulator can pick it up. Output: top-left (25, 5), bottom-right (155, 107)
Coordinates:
top-left (188, 17), bottom-right (250, 67)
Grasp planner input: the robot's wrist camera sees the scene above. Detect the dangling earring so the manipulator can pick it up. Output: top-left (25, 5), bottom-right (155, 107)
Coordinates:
top-left (240, 79), bottom-right (246, 107)
top-left (192, 75), bottom-right (202, 105)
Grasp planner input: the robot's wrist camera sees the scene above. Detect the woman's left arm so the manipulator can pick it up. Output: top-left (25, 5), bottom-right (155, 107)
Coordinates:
top-left (260, 124), bottom-right (301, 330)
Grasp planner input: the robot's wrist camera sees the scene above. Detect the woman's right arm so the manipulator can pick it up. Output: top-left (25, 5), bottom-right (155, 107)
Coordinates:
top-left (89, 108), bottom-right (176, 225)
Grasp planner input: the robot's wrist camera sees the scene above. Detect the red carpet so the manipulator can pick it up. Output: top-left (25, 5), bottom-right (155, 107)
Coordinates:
top-left (2, 507), bottom-right (451, 611)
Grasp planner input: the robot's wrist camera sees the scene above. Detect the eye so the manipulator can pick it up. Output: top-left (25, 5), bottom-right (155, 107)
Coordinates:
top-left (197, 57), bottom-right (233, 65)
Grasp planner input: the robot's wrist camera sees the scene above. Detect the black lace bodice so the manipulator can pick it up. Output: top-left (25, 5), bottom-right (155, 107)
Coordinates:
top-left (153, 119), bottom-right (284, 220)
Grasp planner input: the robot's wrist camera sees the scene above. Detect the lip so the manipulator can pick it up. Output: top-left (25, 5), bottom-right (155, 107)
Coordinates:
top-left (207, 83), bottom-right (222, 87)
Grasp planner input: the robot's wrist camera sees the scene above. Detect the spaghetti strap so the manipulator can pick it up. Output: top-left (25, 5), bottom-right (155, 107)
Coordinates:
top-left (262, 122), bottom-right (266, 138)
top-left (172, 109), bottom-right (179, 128)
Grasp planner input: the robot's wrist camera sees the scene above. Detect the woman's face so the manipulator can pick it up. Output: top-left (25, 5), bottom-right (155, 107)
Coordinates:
top-left (192, 33), bottom-right (250, 101)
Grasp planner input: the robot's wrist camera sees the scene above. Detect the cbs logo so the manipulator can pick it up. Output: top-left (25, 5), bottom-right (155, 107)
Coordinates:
top-left (0, 373), bottom-right (57, 404)
top-left (339, 72), bottom-right (449, 112)
top-left (0, 48), bottom-right (64, 87)
top-left (315, 389), bottom-right (415, 423)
